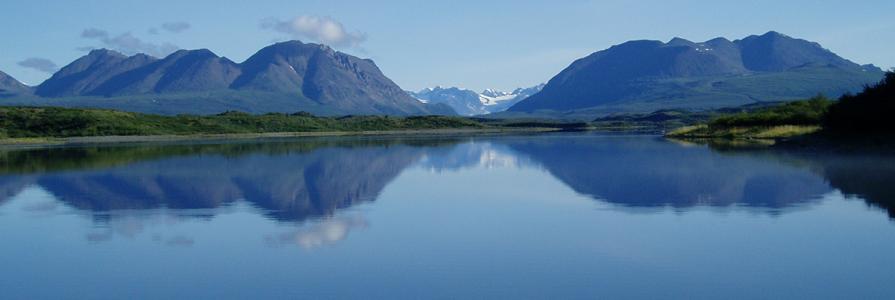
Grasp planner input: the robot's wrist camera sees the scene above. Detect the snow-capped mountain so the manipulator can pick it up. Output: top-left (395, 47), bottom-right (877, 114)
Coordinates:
top-left (408, 84), bottom-right (544, 116)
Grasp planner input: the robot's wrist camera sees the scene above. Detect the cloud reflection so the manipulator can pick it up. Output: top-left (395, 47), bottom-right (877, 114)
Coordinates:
top-left (266, 215), bottom-right (368, 249)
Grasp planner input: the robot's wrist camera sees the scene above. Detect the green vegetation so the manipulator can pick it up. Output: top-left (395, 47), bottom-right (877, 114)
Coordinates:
top-left (667, 71), bottom-right (895, 140)
top-left (665, 97), bottom-right (830, 139)
top-left (0, 137), bottom-right (465, 174)
top-left (474, 118), bottom-right (591, 130)
top-left (592, 109), bottom-right (717, 130)
top-left (709, 96), bottom-right (831, 127)
top-left (0, 107), bottom-right (485, 139)
top-left (667, 124), bottom-right (821, 139)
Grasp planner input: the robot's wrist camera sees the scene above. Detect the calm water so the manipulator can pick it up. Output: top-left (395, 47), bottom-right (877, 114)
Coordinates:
top-left (1, 133), bottom-right (894, 299)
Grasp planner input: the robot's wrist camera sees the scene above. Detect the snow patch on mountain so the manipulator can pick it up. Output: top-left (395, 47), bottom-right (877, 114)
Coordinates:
top-left (408, 84), bottom-right (544, 116)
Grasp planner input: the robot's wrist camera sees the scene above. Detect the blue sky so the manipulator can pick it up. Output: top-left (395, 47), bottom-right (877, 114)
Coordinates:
top-left (2, 0), bottom-right (893, 91)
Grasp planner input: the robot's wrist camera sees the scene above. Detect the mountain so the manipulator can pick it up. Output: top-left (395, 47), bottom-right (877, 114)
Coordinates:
top-left (21, 41), bottom-right (454, 116)
top-left (736, 32), bottom-right (856, 71)
top-left (232, 41), bottom-right (441, 115)
top-left (409, 84), bottom-right (543, 116)
top-left (35, 49), bottom-right (157, 97)
top-left (508, 31), bottom-right (885, 117)
top-left (409, 87), bottom-right (483, 115)
top-left (88, 49), bottom-right (241, 96)
top-left (0, 70), bottom-right (31, 97)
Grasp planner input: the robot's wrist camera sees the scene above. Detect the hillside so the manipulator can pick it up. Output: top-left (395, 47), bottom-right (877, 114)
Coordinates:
top-left (5, 41), bottom-right (454, 116)
top-left (823, 71), bottom-right (895, 133)
top-left (507, 31), bottom-right (884, 118)
top-left (0, 70), bottom-right (32, 97)
top-left (667, 71), bottom-right (895, 139)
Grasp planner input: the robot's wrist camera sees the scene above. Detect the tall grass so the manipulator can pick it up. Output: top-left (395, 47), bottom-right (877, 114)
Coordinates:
top-left (709, 96), bottom-right (832, 128)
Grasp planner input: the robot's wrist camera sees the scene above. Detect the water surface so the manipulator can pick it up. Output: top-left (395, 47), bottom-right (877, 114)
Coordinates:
top-left (1, 133), bottom-right (894, 299)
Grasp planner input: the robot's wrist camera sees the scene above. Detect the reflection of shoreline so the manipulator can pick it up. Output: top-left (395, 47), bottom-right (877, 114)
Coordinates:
top-left (3, 133), bottom-right (893, 231)
top-left (0, 138), bottom-right (464, 224)
top-left (0, 127), bottom-right (554, 149)
top-left (703, 143), bottom-right (895, 220)
top-left (501, 135), bottom-right (833, 212)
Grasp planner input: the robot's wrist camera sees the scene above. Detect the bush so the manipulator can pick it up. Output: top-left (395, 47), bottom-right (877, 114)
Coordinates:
top-left (823, 72), bottom-right (895, 133)
top-left (0, 107), bottom-right (486, 138)
top-left (710, 96), bottom-right (832, 128)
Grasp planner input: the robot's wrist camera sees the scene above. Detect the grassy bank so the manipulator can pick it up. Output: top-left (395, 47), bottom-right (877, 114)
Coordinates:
top-left (666, 96), bottom-right (830, 139)
top-left (0, 106), bottom-right (590, 146)
top-left (667, 71), bottom-right (893, 141)
top-left (667, 124), bottom-right (821, 139)
top-left (0, 107), bottom-right (490, 139)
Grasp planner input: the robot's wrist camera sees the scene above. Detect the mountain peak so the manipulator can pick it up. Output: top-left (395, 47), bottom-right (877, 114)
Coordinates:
top-left (481, 88), bottom-right (510, 97)
top-left (705, 37), bottom-right (733, 45)
top-left (170, 48), bottom-right (217, 57)
top-left (0, 70), bottom-right (32, 96)
top-left (411, 84), bottom-right (544, 116)
top-left (85, 48), bottom-right (131, 60)
top-left (612, 40), bottom-right (666, 50)
top-left (509, 32), bottom-right (883, 114)
top-left (667, 37), bottom-right (695, 46)
top-left (761, 30), bottom-right (786, 38)
top-left (736, 31), bottom-right (852, 72)
top-left (36, 49), bottom-right (158, 97)
top-left (264, 40), bottom-right (333, 53)
top-left (232, 40), bottom-right (446, 115)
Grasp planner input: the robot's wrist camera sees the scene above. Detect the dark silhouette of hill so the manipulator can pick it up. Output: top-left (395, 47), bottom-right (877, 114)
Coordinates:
top-left (824, 71), bottom-right (895, 133)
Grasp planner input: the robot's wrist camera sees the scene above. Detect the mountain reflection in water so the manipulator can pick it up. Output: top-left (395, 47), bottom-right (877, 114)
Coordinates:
top-left (1, 134), bottom-right (893, 227)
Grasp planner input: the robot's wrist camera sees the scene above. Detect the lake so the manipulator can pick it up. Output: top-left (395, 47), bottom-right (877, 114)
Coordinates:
top-left (1, 133), bottom-right (894, 299)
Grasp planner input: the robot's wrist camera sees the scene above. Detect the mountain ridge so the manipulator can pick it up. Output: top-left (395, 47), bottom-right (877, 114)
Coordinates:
top-left (508, 31), bottom-right (884, 116)
top-left (15, 41), bottom-right (453, 116)
top-left (409, 84), bottom-right (543, 116)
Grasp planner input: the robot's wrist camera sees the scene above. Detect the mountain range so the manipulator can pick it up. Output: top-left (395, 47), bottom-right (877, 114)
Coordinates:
top-left (1, 32), bottom-right (886, 118)
top-left (408, 84), bottom-right (543, 116)
top-left (507, 31), bottom-right (885, 117)
top-left (2, 41), bottom-right (454, 116)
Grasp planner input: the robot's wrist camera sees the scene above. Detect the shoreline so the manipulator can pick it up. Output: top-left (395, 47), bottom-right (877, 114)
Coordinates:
top-left (664, 124), bottom-right (821, 140)
top-left (0, 127), bottom-right (561, 149)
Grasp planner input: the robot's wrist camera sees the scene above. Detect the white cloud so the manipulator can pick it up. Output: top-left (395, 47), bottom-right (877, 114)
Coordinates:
top-left (262, 15), bottom-right (367, 48)
top-left (80, 28), bottom-right (179, 57)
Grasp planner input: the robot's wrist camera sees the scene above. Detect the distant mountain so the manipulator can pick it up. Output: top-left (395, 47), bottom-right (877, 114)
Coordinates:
top-left (89, 49), bottom-right (241, 96)
top-left (231, 41), bottom-right (442, 115)
top-left (20, 41), bottom-right (454, 116)
top-left (409, 84), bottom-right (543, 116)
top-left (36, 49), bottom-right (157, 97)
top-left (508, 31), bottom-right (885, 117)
top-left (0, 70), bottom-right (31, 97)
